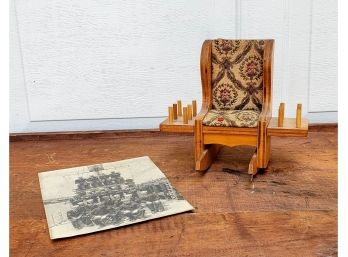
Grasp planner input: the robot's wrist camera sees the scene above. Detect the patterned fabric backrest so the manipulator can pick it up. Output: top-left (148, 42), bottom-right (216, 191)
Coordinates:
top-left (211, 39), bottom-right (265, 112)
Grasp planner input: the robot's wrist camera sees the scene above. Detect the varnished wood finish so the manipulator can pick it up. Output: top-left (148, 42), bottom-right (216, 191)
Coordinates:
top-left (168, 106), bottom-right (174, 124)
top-left (257, 118), bottom-right (270, 168)
top-left (308, 123), bottom-right (337, 132)
top-left (195, 144), bottom-right (222, 171)
top-left (194, 118), bottom-right (204, 164)
top-left (204, 134), bottom-right (257, 148)
top-left (194, 40), bottom-right (213, 171)
top-left (255, 40), bottom-right (273, 169)
top-left (268, 118), bottom-right (308, 137)
top-left (160, 118), bottom-right (194, 133)
top-left (260, 40), bottom-right (273, 125)
top-left (199, 40), bottom-right (213, 111)
top-left (10, 128), bottom-right (337, 257)
top-left (296, 103), bottom-right (302, 128)
top-left (187, 104), bottom-right (193, 120)
top-left (203, 126), bottom-right (258, 135)
top-left (177, 100), bottom-right (182, 116)
top-left (192, 100), bottom-right (197, 117)
top-left (248, 151), bottom-right (258, 175)
top-left (183, 107), bottom-right (188, 124)
top-left (173, 103), bottom-right (178, 120)
top-left (192, 40), bottom-right (214, 170)
top-left (278, 103), bottom-right (285, 127)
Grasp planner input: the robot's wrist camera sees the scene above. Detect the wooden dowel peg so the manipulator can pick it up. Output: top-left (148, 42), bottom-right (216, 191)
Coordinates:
top-left (183, 107), bottom-right (188, 124)
top-left (177, 100), bottom-right (182, 116)
top-left (192, 100), bottom-right (197, 117)
top-left (168, 106), bottom-right (174, 124)
top-left (296, 103), bottom-right (302, 128)
top-left (187, 104), bottom-right (193, 120)
top-left (173, 103), bottom-right (178, 120)
top-left (278, 103), bottom-right (285, 127)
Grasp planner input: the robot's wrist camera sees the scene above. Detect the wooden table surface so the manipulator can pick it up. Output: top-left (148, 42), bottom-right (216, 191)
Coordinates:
top-left (10, 127), bottom-right (337, 257)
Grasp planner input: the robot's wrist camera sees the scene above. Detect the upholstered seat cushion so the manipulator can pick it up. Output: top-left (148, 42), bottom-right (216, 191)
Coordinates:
top-left (202, 109), bottom-right (259, 128)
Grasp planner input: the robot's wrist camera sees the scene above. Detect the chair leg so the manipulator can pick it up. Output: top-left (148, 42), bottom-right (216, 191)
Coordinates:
top-left (248, 151), bottom-right (258, 175)
top-left (257, 118), bottom-right (270, 169)
top-left (250, 135), bottom-right (271, 176)
top-left (195, 144), bottom-right (221, 171)
top-left (257, 136), bottom-right (271, 169)
top-left (194, 119), bottom-right (204, 169)
top-left (195, 119), bottom-right (222, 171)
top-left (264, 136), bottom-right (271, 167)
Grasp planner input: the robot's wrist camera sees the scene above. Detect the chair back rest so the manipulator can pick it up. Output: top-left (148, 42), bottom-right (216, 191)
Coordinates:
top-left (211, 39), bottom-right (265, 112)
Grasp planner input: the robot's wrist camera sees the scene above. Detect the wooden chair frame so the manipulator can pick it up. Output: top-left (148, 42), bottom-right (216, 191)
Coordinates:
top-left (194, 39), bottom-right (274, 175)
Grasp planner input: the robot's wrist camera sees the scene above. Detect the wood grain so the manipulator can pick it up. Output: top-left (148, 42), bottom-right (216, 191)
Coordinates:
top-left (278, 103), bottom-right (285, 127)
top-left (187, 104), bottom-right (193, 120)
top-left (296, 103), bottom-right (302, 128)
top-left (195, 144), bottom-right (222, 171)
top-left (9, 123), bottom-right (334, 142)
top-left (168, 106), bottom-right (174, 124)
top-left (10, 128), bottom-right (337, 257)
top-left (177, 100), bottom-right (182, 117)
top-left (192, 100), bottom-right (197, 117)
top-left (173, 103), bottom-right (178, 120)
top-left (160, 118), bottom-right (194, 133)
top-left (268, 118), bottom-right (308, 137)
top-left (183, 107), bottom-right (188, 125)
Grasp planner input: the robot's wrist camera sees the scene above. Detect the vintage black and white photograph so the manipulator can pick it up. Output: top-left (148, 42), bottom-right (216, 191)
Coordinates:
top-left (38, 156), bottom-right (194, 239)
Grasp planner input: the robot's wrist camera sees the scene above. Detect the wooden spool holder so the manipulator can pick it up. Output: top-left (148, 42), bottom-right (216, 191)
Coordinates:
top-left (267, 103), bottom-right (307, 137)
top-left (161, 100), bottom-right (308, 137)
top-left (160, 99), bottom-right (197, 133)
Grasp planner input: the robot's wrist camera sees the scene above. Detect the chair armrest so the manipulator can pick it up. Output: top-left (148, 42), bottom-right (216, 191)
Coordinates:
top-left (194, 105), bottom-right (209, 123)
top-left (258, 103), bottom-right (272, 125)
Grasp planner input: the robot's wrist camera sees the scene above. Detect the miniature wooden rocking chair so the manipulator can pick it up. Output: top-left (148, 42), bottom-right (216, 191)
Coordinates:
top-left (195, 39), bottom-right (273, 175)
top-left (160, 39), bottom-right (308, 176)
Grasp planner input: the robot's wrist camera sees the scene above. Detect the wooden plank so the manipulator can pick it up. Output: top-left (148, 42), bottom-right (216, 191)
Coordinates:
top-left (203, 126), bottom-right (258, 135)
top-left (159, 118), bottom-right (194, 133)
top-left (10, 131), bottom-right (337, 214)
top-left (268, 118), bottom-right (308, 137)
top-left (10, 129), bottom-right (337, 256)
top-left (204, 134), bottom-right (257, 147)
top-left (9, 124), bottom-right (335, 142)
top-left (10, 211), bottom-right (337, 257)
top-left (309, 123), bottom-right (337, 132)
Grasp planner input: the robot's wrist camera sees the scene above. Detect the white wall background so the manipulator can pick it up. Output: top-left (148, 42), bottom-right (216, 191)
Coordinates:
top-left (10, 0), bottom-right (337, 133)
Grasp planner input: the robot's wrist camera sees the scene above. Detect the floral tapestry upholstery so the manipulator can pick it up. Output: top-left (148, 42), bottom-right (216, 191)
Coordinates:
top-left (202, 109), bottom-right (259, 128)
top-left (212, 39), bottom-right (265, 112)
